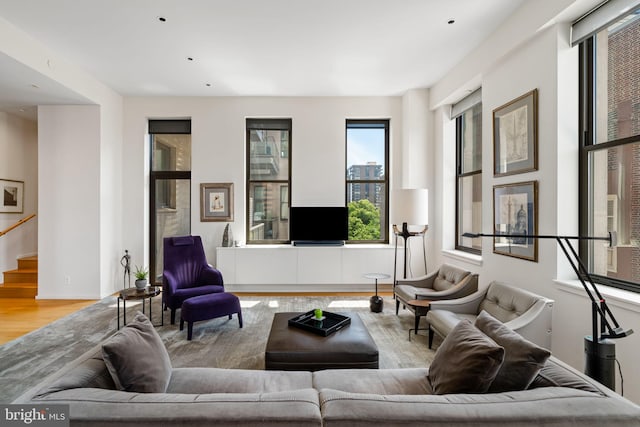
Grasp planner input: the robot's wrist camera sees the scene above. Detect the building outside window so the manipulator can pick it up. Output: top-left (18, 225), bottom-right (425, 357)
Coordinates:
top-left (246, 118), bottom-right (291, 243)
top-left (579, 7), bottom-right (640, 292)
top-left (346, 120), bottom-right (389, 243)
top-left (453, 90), bottom-right (482, 253)
top-left (148, 119), bottom-right (191, 283)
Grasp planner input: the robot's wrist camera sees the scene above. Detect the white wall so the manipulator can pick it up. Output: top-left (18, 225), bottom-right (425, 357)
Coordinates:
top-left (0, 112), bottom-right (37, 274)
top-left (122, 96), bottom-right (407, 272)
top-left (37, 106), bottom-right (101, 299)
top-left (430, 8), bottom-right (640, 402)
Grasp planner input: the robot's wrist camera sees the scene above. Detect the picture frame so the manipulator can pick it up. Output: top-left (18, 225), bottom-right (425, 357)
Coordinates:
top-left (493, 89), bottom-right (538, 176)
top-left (1, 179), bottom-right (24, 214)
top-left (493, 181), bottom-right (538, 262)
top-left (200, 183), bottom-right (234, 222)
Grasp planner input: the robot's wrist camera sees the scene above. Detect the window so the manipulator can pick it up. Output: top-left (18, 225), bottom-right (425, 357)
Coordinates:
top-left (149, 120), bottom-right (191, 284)
top-left (246, 119), bottom-right (291, 243)
top-left (346, 120), bottom-right (389, 243)
top-left (453, 90), bottom-right (482, 253)
top-left (579, 7), bottom-right (640, 292)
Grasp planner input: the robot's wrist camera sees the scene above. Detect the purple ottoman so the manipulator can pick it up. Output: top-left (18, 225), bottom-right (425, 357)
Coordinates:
top-left (180, 292), bottom-right (243, 340)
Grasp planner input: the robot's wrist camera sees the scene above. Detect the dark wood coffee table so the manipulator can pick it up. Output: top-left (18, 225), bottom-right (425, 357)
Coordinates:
top-left (265, 312), bottom-right (379, 371)
top-left (406, 299), bottom-right (430, 340)
top-left (117, 286), bottom-right (162, 329)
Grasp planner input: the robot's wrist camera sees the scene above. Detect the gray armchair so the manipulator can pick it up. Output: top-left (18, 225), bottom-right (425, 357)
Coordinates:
top-left (395, 263), bottom-right (478, 315)
top-left (426, 281), bottom-right (554, 349)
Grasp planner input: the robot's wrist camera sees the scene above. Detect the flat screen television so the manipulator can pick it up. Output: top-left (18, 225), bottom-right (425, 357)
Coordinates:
top-left (289, 206), bottom-right (348, 245)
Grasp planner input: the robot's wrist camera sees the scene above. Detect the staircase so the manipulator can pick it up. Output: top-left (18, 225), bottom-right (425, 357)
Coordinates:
top-left (0, 256), bottom-right (38, 298)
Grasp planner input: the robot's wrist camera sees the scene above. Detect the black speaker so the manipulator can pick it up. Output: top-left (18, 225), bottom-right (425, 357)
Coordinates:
top-left (584, 335), bottom-right (616, 390)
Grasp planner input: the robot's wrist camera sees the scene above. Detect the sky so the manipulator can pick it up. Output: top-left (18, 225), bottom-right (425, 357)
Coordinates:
top-left (346, 128), bottom-right (385, 170)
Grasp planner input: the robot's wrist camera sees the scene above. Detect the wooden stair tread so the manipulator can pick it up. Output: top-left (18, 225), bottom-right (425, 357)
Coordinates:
top-left (0, 282), bottom-right (37, 288)
top-left (2, 256), bottom-right (38, 298)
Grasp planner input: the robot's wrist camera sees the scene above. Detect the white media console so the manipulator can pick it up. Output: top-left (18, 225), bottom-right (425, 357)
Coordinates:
top-left (216, 244), bottom-right (398, 293)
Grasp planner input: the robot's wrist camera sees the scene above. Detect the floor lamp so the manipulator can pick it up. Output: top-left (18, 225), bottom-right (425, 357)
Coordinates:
top-left (392, 189), bottom-right (429, 289)
top-left (463, 231), bottom-right (633, 390)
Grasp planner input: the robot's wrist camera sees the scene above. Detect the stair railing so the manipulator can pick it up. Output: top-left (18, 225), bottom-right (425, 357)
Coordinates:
top-left (0, 213), bottom-right (36, 238)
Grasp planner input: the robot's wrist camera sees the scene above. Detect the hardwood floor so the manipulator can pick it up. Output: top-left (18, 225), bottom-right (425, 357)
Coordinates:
top-left (0, 298), bottom-right (97, 345)
top-left (0, 291), bottom-right (393, 346)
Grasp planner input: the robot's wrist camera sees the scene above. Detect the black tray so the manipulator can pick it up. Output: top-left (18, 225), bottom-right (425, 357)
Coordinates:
top-left (288, 310), bottom-right (351, 336)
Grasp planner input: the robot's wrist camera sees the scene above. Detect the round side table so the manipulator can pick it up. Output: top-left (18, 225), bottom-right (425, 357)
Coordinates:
top-left (363, 273), bottom-right (390, 313)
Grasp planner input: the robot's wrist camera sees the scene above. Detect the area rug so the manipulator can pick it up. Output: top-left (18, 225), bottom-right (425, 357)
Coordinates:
top-left (0, 294), bottom-right (438, 402)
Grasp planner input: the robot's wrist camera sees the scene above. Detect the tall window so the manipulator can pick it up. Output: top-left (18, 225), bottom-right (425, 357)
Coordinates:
top-left (149, 119), bottom-right (191, 284)
top-left (246, 119), bottom-right (291, 243)
top-left (453, 90), bottom-right (482, 253)
top-left (346, 120), bottom-right (389, 243)
top-left (579, 6), bottom-right (640, 292)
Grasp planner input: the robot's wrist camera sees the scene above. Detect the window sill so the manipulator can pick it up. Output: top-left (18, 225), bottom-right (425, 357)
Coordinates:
top-left (554, 279), bottom-right (640, 314)
top-left (442, 249), bottom-right (483, 266)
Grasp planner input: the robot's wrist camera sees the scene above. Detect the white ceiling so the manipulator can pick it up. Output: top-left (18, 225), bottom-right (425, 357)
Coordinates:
top-left (0, 0), bottom-right (528, 116)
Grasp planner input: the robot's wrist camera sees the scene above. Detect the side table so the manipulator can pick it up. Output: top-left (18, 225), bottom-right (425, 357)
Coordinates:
top-left (406, 299), bottom-right (430, 341)
top-left (363, 273), bottom-right (390, 313)
top-left (117, 286), bottom-right (162, 329)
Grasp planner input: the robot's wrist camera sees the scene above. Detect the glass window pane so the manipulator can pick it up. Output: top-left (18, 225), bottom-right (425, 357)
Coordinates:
top-left (347, 183), bottom-right (385, 241)
top-left (458, 174), bottom-right (482, 251)
top-left (152, 134), bottom-right (191, 171)
top-left (346, 127), bottom-right (386, 180)
top-left (249, 129), bottom-right (290, 181)
top-left (155, 179), bottom-right (190, 280)
top-left (594, 11), bottom-right (640, 144)
top-left (461, 103), bottom-right (482, 173)
top-left (589, 143), bottom-right (640, 283)
top-left (248, 182), bottom-right (289, 241)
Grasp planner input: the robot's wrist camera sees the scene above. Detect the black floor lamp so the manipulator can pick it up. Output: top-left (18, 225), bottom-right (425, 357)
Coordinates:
top-left (463, 231), bottom-right (633, 390)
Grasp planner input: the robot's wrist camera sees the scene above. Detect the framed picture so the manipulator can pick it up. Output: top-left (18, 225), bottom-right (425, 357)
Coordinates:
top-left (1, 179), bottom-right (24, 213)
top-left (493, 89), bottom-right (538, 176)
top-left (200, 183), bottom-right (234, 222)
top-left (493, 181), bottom-right (538, 262)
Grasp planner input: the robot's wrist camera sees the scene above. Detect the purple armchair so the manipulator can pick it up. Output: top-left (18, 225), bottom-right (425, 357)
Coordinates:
top-left (163, 235), bottom-right (224, 324)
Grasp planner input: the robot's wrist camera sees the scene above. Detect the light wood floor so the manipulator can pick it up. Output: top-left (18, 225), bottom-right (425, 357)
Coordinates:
top-left (0, 291), bottom-right (393, 346)
top-left (0, 298), bottom-right (97, 345)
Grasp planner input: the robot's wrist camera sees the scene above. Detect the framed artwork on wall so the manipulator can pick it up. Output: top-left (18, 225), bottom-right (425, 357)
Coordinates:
top-left (493, 89), bottom-right (538, 176)
top-left (1, 179), bottom-right (24, 213)
top-left (493, 180), bottom-right (538, 262)
top-left (200, 183), bottom-right (234, 222)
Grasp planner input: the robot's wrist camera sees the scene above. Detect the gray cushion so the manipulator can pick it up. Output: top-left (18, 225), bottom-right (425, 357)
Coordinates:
top-left (102, 312), bottom-right (172, 393)
top-left (427, 319), bottom-right (504, 394)
top-left (475, 310), bottom-right (551, 392)
top-left (528, 358), bottom-right (604, 395)
top-left (35, 350), bottom-right (115, 398)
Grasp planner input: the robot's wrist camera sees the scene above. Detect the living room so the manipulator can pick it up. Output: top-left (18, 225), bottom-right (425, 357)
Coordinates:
top-left (1, 0), bottom-right (640, 413)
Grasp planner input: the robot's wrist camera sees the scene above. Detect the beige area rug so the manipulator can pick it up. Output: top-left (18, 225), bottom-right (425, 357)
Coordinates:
top-left (0, 294), bottom-right (438, 402)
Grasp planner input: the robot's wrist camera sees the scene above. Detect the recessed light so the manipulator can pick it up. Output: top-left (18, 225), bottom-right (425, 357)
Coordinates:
top-left (158, 16), bottom-right (166, 22)
top-left (448, 19), bottom-right (455, 25)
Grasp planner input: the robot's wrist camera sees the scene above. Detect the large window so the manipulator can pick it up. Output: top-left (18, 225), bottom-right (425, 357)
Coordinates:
top-left (346, 120), bottom-right (389, 243)
top-left (579, 6), bottom-right (640, 292)
top-left (246, 119), bottom-right (291, 243)
top-left (149, 119), bottom-right (191, 284)
top-left (454, 90), bottom-right (482, 253)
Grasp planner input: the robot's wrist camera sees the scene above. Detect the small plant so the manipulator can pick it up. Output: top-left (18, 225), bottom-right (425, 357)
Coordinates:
top-left (134, 266), bottom-right (148, 281)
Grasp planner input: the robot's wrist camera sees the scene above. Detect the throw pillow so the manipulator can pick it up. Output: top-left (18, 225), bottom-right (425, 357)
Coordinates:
top-left (102, 311), bottom-right (172, 393)
top-left (427, 319), bottom-right (505, 394)
top-left (475, 310), bottom-right (551, 392)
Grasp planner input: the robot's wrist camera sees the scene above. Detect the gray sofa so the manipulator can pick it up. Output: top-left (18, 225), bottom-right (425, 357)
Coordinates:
top-left (14, 344), bottom-right (640, 426)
